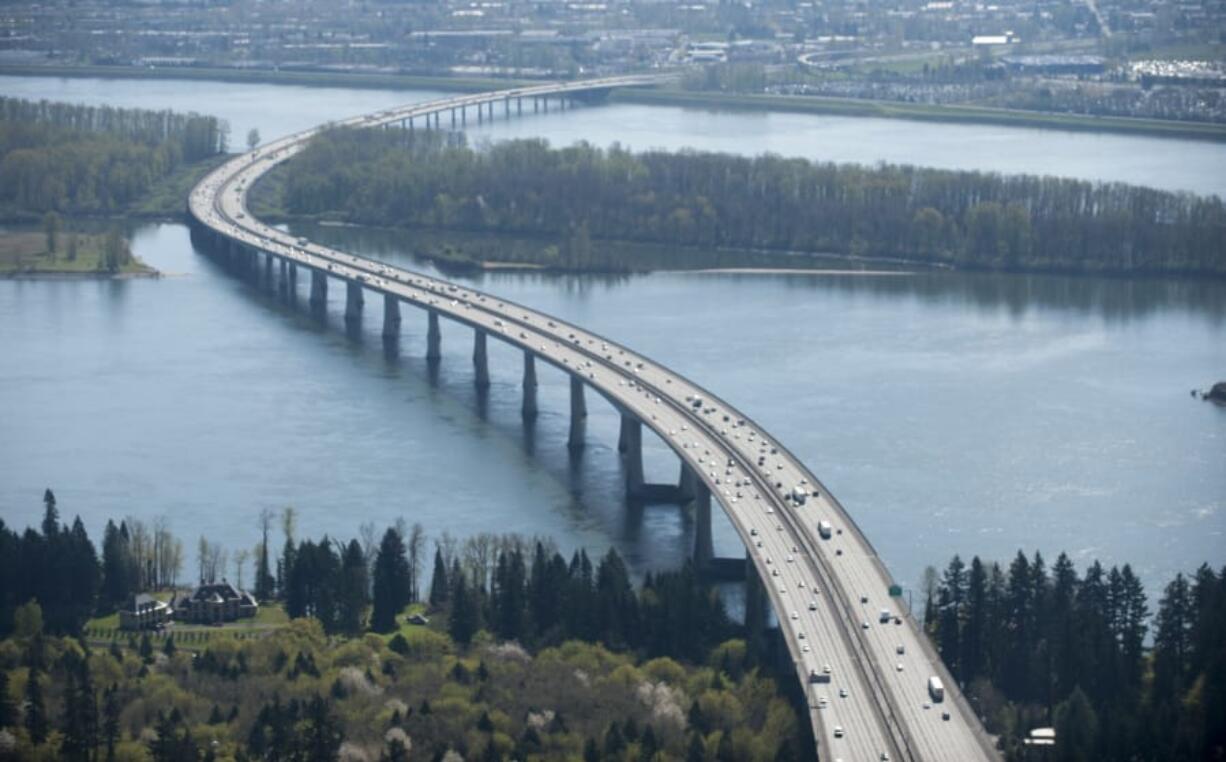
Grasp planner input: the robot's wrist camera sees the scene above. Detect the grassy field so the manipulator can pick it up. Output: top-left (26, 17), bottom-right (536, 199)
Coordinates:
top-left (0, 229), bottom-right (156, 276)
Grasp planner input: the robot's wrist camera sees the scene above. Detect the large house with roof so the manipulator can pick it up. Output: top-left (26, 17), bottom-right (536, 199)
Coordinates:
top-left (176, 581), bottom-right (258, 624)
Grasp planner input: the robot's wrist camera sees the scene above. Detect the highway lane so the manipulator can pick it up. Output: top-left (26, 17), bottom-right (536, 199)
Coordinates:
top-left (190, 75), bottom-right (998, 762)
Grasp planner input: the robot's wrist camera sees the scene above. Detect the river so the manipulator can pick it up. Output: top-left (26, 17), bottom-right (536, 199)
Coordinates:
top-left (1, 74), bottom-right (1223, 602)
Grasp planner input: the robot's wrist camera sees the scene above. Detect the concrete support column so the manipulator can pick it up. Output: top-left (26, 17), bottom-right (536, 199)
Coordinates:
top-left (504, 98), bottom-right (510, 117)
top-left (264, 253), bottom-right (273, 286)
top-left (279, 259), bottom-right (288, 293)
top-left (517, 97), bottom-right (522, 115)
top-left (678, 462), bottom-right (698, 503)
top-left (694, 482), bottom-right (714, 568)
top-left (522, 352), bottom-right (538, 420)
top-left (434, 112), bottom-right (440, 129)
top-left (345, 280), bottom-right (364, 323)
top-left (451, 109), bottom-right (456, 128)
top-left (382, 294), bottom-right (401, 338)
top-left (567, 375), bottom-right (586, 450)
top-left (745, 553), bottom-right (768, 634)
top-left (426, 310), bottom-right (441, 361)
top-left (309, 270), bottom-right (327, 311)
top-left (622, 413), bottom-right (644, 497)
top-left (618, 414), bottom-right (634, 453)
top-left (533, 97), bottom-right (539, 113)
top-left (478, 105), bottom-right (484, 124)
top-left (289, 262), bottom-right (298, 294)
top-left (462, 107), bottom-right (467, 126)
top-left (473, 328), bottom-right (490, 389)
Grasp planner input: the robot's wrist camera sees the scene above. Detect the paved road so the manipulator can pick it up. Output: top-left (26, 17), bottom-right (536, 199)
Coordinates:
top-left (189, 75), bottom-right (998, 762)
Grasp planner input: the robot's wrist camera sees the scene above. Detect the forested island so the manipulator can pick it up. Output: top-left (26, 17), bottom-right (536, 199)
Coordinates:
top-left (258, 128), bottom-right (1225, 277)
top-left (0, 97), bottom-right (227, 276)
top-left (2, 490), bottom-right (1224, 760)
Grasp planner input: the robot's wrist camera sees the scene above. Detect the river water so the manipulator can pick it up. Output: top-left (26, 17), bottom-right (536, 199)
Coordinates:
top-left (1, 75), bottom-right (1223, 601)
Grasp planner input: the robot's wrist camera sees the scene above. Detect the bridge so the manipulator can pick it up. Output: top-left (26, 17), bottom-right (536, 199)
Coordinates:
top-left (188, 75), bottom-right (998, 761)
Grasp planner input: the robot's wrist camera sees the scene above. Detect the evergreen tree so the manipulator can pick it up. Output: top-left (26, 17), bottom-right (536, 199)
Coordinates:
top-left (0, 671), bottom-right (12, 728)
top-left (101, 520), bottom-right (132, 609)
top-left (371, 528), bottom-right (411, 633)
top-left (1054, 687), bottom-right (1098, 762)
top-left (338, 539), bottom-right (369, 635)
top-left (428, 548), bottom-right (449, 609)
top-left (41, 489), bottom-right (59, 537)
top-left (103, 684), bottom-right (120, 762)
top-left (24, 667), bottom-right (47, 744)
top-left (448, 570), bottom-right (480, 646)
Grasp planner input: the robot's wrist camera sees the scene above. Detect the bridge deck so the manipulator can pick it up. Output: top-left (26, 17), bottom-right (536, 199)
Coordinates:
top-left (189, 75), bottom-right (997, 762)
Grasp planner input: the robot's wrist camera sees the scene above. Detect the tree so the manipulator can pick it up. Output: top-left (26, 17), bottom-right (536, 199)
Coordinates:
top-left (448, 571), bottom-right (480, 646)
top-left (1054, 687), bottom-right (1098, 762)
top-left (66, 233), bottom-right (78, 262)
top-left (102, 520), bottom-right (132, 608)
top-left (254, 509), bottom-right (276, 602)
top-left (371, 528), bottom-right (410, 632)
top-left (247, 128), bottom-right (261, 151)
top-left (102, 684), bottom-right (120, 762)
top-left (41, 489), bottom-right (58, 537)
top-left (428, 548), bottom-right (449, 608)
top-left (24, 667), bottom-right (47, 744)
top-left (0, 671), bottom-right (12, 729)
top-left (43, 211), bottom-right (60, 256)
top-left (338, 539), bottom-right (369, 635)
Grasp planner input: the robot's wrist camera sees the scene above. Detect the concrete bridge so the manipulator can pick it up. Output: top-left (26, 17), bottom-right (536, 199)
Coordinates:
top-left (188, 75), bottom-right (998, 762)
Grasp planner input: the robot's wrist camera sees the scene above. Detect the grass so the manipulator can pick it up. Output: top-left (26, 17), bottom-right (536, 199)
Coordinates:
top-left (0, 230), bottom-right (156, 276)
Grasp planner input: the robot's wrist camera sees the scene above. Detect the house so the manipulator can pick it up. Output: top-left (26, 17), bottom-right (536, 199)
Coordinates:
top-left (177, 580), bottom-right (258, 624)
top-left (118, 594), bottom-right (172, 631)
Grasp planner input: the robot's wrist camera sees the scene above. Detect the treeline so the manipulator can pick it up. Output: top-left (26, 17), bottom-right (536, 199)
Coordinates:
top-left (0, 625), bottom-right (800, 762)
top-left (0, 492), bottom-right (800, 761)
top-left (0, 97), bottom-right (227, 216)
top-left (926, 551), bottom-right (1226, 760)
top-left (277, 129), bottom-right (1226, 276)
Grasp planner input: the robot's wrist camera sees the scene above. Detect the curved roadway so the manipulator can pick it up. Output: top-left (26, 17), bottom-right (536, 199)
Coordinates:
top-left (188, 75), bottom-right (998, 762)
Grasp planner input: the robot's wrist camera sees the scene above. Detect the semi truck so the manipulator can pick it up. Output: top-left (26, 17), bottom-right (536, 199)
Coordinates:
top-left (817, 520), bottom-right (833, 539)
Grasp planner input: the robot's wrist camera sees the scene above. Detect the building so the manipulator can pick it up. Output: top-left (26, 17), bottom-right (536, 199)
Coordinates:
top-left (118, 594), bottom-right (172, 631)
top-left (177, 581), bottom-right (258, 625)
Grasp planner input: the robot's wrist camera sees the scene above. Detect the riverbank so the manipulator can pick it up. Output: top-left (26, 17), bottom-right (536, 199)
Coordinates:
top-left (5, 63), bottom-right (1226, 142)
top-left (0, 230), bottom-right (157, 277)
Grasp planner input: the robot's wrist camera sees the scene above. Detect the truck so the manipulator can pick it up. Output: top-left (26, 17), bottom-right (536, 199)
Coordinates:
top-left (817, 520), bottom-right (833, 540)
top-left (791, 486), bottom-right (808, 505)
top-left (879, 608), bottom-right (892, 624)
top-left (927, 676), bottom-right (945, 703)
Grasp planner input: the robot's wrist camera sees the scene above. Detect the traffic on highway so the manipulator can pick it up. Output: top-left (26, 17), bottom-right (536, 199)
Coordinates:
top-left (189, 76), bottom-right (997, 762)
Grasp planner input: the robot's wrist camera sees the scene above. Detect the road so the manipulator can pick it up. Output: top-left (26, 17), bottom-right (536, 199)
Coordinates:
top-left (189, 75), bottom-right (998, 762)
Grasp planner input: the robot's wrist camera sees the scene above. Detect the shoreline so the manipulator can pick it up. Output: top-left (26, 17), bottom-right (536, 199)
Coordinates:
top-left (0, 269), bottom-right (161, 280)
top-left (4, 63), bottom-right (1225, 143)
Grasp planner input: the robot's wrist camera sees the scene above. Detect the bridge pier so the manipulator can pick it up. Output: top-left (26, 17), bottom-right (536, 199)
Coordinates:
top-left (451, 109), bottom-right (456, 129)
top-left (534, 97), bottom-right (539, 113)
top-left (382, 294), bottom-right (401, 338)
top-left (263, 253), bottom-right (273, 287)
top-left (522, 352), bottom-right (538, 420)
top-left (434, 112), bottom-right (441, 129)
top-left (567, 375), bottom-right (587, 450)
top-left (478, 105), bottom-right (483, 125)
top-left (289, 262), bottom-right (298, 295)
top-left (426, 310), bottom-right (441, 361)
top-left (621, 413), bottom-right (644, 497)
top-left (678, 463), bottom-right (698, 503)
top-left (462, 107), bottom-right (467, 126)
top-left (279, 259), bottom-right (288, 294)
top-left (504, 98), bottom-right (510, 118)
top-left (693, 483), bottom-right (714, 568)
top-left (517, 97), bottom-right (522, 115)
top-left (309, 270), bottom-right (327, 312)
top-left (473, 328), bottom-right (490, 389)
top-left (745, 556), bottom-right (768, 637)
top-left (345, 281), bottom-right (364, 323)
